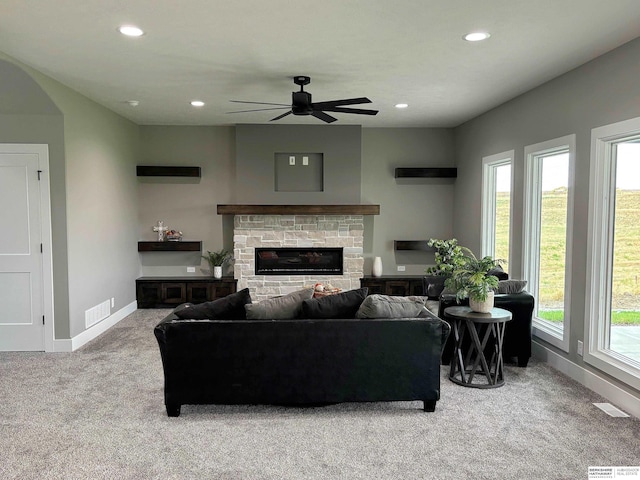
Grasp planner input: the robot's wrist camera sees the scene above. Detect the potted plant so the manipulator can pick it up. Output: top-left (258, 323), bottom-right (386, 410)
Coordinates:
top-left (445, 247), bottom-right (503, 313)
top-left (423, 238), bottom-right (465, 298)
top-left (202, 249), bottom-right (231, 279)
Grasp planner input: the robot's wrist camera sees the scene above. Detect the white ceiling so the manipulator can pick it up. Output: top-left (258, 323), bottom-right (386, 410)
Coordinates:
top-left (2, 0), bottom-right (640, 127)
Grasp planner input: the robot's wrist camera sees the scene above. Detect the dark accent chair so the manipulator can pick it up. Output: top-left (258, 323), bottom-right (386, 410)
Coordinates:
top-left (437, 292), bottom-right (534, 367)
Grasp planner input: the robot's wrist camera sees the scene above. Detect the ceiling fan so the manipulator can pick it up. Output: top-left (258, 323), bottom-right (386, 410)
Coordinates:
top-left (227, 76), bottom-right (378, 123)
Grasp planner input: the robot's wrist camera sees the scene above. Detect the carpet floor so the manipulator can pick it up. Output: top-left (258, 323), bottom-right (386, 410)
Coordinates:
top-left (1, 308), bottom-right (639, 479)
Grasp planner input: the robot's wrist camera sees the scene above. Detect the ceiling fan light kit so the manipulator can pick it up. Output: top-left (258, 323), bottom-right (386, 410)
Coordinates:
top-left (229, 76), bottom-right (379, 123)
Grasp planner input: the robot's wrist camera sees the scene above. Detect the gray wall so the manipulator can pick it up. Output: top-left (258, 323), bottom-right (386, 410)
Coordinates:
top-left (235, 124), bottom-right (362, 204)
top-left (453, 36), bottom-right (640, 397)
top-left (1, 52), bottom-right (141, 339)
top-left (362, 128), bottom-right (455, 276)
top-left (137, 125), bottom-right (455, 278)
top-left (138, 126), bottom-right (235, 276)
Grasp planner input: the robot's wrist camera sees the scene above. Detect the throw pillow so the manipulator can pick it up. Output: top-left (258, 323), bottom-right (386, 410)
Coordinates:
top-left (300, 287), bottom-right (368, 319)
top-left (174, 288), bottom-right (252, 320)
top-left (245, 288), bottom-right (314, 319)
top-left (355, 294), bottom-right (425, 319)
top-left (423, 275), bottom-right (448, 300)
top-left (488, 265), bottom-right (509, 280)
top-left (495, 280), bottom-right (527, 294)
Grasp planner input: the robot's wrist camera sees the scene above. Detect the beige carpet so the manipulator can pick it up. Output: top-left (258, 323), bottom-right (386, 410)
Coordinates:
top-left (1, 308), bottom-right (639, 480)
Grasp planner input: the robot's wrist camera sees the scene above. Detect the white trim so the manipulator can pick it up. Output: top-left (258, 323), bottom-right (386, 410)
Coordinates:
top-left (51, 301), bottom-right (138, 352)
top-left (585, 116), bottom-right (640, 391)
top-left (523, 135), bottom-right (575, 353)
top-left (533, 341), bottom-right (640, 420)
top-left (481, 150), bottom-right (514, 263)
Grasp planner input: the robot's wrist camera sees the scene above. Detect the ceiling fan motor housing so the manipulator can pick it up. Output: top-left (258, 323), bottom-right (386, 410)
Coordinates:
top-left (292, 91), bottom-right (313, 115)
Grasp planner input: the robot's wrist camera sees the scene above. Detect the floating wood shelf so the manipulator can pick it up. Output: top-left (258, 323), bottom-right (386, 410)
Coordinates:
top-left (138, 241), bottom-right (202, 252)
top-left (136, 166), bottom-right (201, 177)
top-left (394, 168), bottom-right (457, 178)
top-left (394, 240), bottom-right (434, 251)
top-left (217, 204), bottom-right (380, 215)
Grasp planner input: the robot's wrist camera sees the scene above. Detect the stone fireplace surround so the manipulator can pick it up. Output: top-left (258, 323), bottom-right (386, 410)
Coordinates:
top-left (233, 214), bottom-right (364, 301)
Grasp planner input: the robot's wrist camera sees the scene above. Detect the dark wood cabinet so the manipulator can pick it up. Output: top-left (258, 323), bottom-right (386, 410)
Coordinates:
top-left (136, 277), bottom-right (237, 308)
top-left (360, 276), bottom-right (425, 296)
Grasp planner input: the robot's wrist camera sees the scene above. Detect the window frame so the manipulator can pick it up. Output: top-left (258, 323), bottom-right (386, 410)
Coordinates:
top-left (523, 134), bottom-right (576, 352)
top-left (481, 150), bottom-right (514, 265)
top-left (585, 117), bottom-right (640, 390)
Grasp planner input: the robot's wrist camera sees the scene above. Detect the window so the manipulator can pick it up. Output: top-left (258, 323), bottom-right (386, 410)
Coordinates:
top-left (585, 117), bottom-right (640, 390)
top-left (482, 150), bottom-right (514, 270)
top-left (482, 151), bottom-right (513, 266)
top-left (523, 135), bottom-right (575, 352)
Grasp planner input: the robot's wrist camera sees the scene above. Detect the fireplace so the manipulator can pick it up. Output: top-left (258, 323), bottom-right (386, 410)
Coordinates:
top-left (255, 247), bottom-right (343, 275)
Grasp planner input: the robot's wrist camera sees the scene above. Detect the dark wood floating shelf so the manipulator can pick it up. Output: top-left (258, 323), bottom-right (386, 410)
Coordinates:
top-left (138, 241), bottom-right (202, 252)
top-left (395, 168), bottom-right (457, 178)
top-left (217, 204), bottom-right (380, 215)
top-left (394, 240), bottom-right (434, 251)
top-left (136, 166), bottom-right (201, 177)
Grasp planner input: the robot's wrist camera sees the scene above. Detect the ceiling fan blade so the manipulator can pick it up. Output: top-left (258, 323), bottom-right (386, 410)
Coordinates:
top-left (318, 106), bottom-right (379, 116)
top-left (311, 97), bottom-right (372, 109)
top-left (270, 111), bottom-right (293, 121)
top-left (230, 100), bottom-right (290, 106)
top-left (311, 111), bottom-right (338, 123)
top-left (226, 107), bottom-right (290, 114)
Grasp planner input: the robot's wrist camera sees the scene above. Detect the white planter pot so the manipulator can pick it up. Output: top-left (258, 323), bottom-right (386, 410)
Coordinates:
top-left (213, 266), bottom-right (223, 279)
top-left (372, 256), bottom-right (383, 277)
top-left (469, 291), bottom-right (494, 313)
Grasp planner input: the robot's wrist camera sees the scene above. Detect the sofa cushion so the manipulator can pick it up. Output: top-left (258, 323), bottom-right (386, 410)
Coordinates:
top-left (356, 294), bottom-right (425, 319)
top-left (496, 279), bottom-right (528, 294)
top-left (245, 288), bottom-right (314, 319)
top-left (300, 287), bottom-right (368, 319)
top-left (174, 288), bottom-right (252, 320)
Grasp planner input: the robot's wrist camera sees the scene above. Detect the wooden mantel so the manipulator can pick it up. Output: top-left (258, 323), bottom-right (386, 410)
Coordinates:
top-left (217, 204), bottom-right (380, 215)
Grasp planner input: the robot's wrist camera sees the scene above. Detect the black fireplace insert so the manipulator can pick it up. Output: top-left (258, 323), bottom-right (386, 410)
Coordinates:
top-left (255, 247), bottom-right (343, 275)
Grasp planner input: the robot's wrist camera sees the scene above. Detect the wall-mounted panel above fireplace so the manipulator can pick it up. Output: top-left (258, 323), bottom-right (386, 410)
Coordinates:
top-left (255, 247), bottom-right (343, 276)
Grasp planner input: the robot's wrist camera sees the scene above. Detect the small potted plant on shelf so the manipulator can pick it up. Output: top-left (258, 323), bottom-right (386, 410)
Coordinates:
top-left (202, 249), bottom-right (231, 279)
top-left (445, 247), bottom-right (503, 313)
top-left (423, 238), bottom-right (465, 298)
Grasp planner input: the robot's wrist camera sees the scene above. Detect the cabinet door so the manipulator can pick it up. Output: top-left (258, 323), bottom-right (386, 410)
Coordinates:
top-left (409, 280), bottom-right (425, 296)
top-left (385, 280), bottom-right (410, 296)
top-left (360, 279), bottom-right (385, 295)
top-left (162, 283), bottom-right (186, 305)
top-left (187, 283), bottom-right (209, 304)
top-left (210, 281), bottom-right (235, 300)
top-left (137, 282), bottom-right (161, 308)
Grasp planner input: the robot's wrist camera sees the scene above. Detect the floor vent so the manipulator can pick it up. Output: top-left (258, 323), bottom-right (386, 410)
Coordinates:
top-left (85, 300), bottom-right (111, 329)
top-left (593, 402), bottom-right (629, 417)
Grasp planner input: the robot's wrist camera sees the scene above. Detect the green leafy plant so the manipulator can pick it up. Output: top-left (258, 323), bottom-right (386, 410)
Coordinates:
top-left (445, 247), bottom-right (503, 302)
top-left (202, 249), bottom-right (231, 269)
top-left (425, 238), bottom-right (466, 276)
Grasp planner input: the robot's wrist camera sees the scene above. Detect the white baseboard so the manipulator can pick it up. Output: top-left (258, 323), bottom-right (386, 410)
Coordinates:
top-left (52, 301), bottom-right (137, 352)
top-left (533, 340), bottom-right (640, 419)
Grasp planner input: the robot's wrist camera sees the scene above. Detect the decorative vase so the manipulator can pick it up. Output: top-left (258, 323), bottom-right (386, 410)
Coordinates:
top-left (213, 266), bottom-right (223, 279)
top-left (469, 291), bottom-right (494, 313)
top-left (372, 256), bottom-right (383, 277)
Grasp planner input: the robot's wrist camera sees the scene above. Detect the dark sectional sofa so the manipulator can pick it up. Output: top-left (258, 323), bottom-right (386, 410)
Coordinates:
top-left (153, 287), bottom-right (451, 416)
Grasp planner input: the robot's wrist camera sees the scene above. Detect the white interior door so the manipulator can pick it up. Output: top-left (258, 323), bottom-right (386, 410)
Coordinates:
top-left (0, 146), bottom-right (50, 351)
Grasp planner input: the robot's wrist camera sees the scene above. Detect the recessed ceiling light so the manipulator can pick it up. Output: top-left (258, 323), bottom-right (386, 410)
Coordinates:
top-left (125, 100), bottom-right (140, 107)
top-left (464, 32), bottom-right (490, 42)
top-left (395, 103), bottom-right (409, 109)
top-left (190, 100), bottom-right (205, 107)
top-left (118, 25), bottom-right (144, 37)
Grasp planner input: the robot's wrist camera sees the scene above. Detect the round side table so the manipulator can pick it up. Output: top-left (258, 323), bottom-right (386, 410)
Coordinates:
top-left (444, 306), bottom-right (512, 388)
